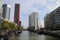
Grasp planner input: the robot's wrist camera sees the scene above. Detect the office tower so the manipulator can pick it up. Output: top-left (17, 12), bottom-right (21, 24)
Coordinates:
top-left (44, 6), bottom-right (60, 30)
top-left (29, 15), bottom-right (31, 27)
top-left (29, 12), bottom-right (39, 30)
top-left (44, 14), bottom-right (50, 30)
top-left (2, 4), bottom-right (11, 20)
top-left (0, 0), bottom-right (2, 17)
top-left (14, 4), bottom-right (20, 26)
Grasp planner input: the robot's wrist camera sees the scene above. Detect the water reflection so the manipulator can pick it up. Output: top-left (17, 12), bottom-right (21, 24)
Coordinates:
top-left (19, 31), bottom-right (29, 40)
top-left (29, 32), bottom-right (45, 40)
top-left (9, 31), bottom-right (60, 40)
top-left (9, 35), bottom-right (19, 40)
top-left (29, 32), bottom-right (39, 40)
top-left (45, 35), bottom-right (59, 40)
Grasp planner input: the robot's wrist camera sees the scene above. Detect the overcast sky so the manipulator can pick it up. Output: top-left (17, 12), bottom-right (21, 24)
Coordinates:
top-left (3, 0), bottom-right (60, 28)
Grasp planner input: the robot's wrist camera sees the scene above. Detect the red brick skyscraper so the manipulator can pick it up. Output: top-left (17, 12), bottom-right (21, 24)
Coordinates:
top-left (14, 4), bottom-right (20, 26)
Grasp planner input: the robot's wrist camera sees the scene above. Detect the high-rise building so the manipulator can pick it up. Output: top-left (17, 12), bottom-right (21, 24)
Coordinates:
top-left (19, 21), bottom-right (21, 26)
top-left (29, 12), bottom-right (39, 30)
top-left (14, 4), bottom-right (20, 26)
top-left (2, 4), bottom-right (11, 20)
top-left (44, 14), bottom-right (49, 30)
top-left (29, 15), bottom-right (31, 27)
top-left (0, 0), bottom-right (2, 17)
top-left (44, 6), bottom-right (60, 30)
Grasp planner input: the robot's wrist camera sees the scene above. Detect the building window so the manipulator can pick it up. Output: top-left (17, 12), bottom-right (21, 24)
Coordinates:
top-left (56, 10), bottom-right (60, 14)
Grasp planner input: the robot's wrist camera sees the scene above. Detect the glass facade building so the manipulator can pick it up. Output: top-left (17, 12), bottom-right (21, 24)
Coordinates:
top-left (2, 4), bottom-right (11, 20)
top-left (0, 0), bottom-right (2, 16)
top-left (44, 6), bottom-right (60, 30)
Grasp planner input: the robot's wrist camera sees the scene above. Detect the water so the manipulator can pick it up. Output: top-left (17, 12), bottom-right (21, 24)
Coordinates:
top-left (9, 31), bottom-right (60, 40)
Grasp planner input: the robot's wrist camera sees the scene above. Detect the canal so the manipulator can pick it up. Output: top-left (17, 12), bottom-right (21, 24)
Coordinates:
top-left (9, 31), bottom-right (60, 40)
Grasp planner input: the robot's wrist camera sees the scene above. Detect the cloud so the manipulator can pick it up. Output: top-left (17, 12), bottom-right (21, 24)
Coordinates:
top-left (55, 0), bottom-right (60, 5)
top-left (46, 3), bottom-right (58, 11)
top-left (20, 0), bottom-right (47, 14)
top-left (20, 0), bottom-right (48, 28)
top-left (18, 0), bottom-right (60, 28)
top-left (40, 20), bottom-right (44, 28)
top-left (21, 18), bottom-right (28, 28)
top-left (3, 0), bottom-right (60, 28)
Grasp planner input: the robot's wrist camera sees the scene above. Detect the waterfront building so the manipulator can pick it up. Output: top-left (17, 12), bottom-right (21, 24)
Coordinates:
top-left (14, 3), bottom-right (21, 26)
top-left (2, 4), bottom-right (11, 20)
top-left (44, 6), bottom-right (60, 30)
top-left (29, 12), bottom-right (39, 30)
top-left (44, 14), bottom-right (50, 30)
top-left (0, 0), bottom-right (2, 17)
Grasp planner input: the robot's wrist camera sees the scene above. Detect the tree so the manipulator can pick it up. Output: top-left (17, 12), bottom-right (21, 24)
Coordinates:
top-left (0, 20), bottom-right (22, 31)
top-left (1, 21), bottom-right (10, 30)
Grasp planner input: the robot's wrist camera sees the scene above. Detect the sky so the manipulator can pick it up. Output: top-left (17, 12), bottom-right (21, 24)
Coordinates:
top-left (3, 0), bottom-right (60, 28)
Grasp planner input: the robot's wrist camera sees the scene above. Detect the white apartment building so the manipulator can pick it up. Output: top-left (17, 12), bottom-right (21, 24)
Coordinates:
top-left (29, 12), bottom-right (38, 30)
